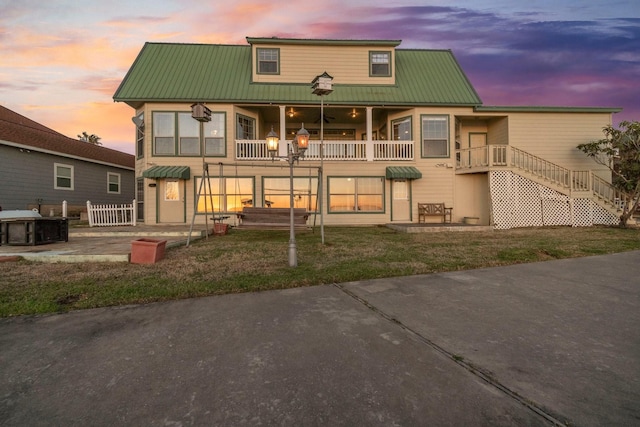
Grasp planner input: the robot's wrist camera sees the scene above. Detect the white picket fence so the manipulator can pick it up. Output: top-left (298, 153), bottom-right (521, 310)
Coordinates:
top-left (87, 200), bottom-right (137, 227)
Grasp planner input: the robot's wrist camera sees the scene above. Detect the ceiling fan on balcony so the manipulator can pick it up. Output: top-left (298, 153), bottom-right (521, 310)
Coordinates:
top-left (314, 112), bottom-right (335, 124)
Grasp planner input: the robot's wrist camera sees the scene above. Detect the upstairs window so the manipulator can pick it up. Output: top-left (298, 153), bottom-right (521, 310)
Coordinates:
top-left (370, 51), bottom-right (391, 77)
top-left (257, 48), bottom-right (279, 74)
top-left (152, 111), bottom-right (226, 157)
top-left (421, 115), bottom-right (450, 158)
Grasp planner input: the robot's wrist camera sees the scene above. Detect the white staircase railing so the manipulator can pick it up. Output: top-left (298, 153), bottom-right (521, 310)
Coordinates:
top-left (456, 145), bottom-right (631, 212)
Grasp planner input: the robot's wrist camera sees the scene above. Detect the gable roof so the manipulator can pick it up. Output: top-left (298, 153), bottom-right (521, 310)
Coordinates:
top-left (113, 41), bottom-right (482, 108)
top-left (0, 106), bottom-right (134, 169)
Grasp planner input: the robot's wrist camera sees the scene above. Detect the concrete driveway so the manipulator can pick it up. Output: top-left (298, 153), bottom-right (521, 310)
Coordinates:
top-left (1, 251), bottom-right (639, 426)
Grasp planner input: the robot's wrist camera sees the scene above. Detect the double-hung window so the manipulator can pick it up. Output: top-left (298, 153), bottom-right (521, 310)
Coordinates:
top-left (370, 51), bottom-right (391, 77)
top-left (107, 172), bottom-right (121, 194)
top-left (54, 163), bottom-right (74, 190)
top-left (153, 112), bottom-right (175, 155)
top-left (328, 177), bottom-right (384, 213)
top-left (178, 112), bottom-right (200, 155)
top-left (204, 113), bottom-right (226, 156)
top-left (257, 48), bottom-right (279, 74)
top-left (421, 115), bottom-right (450, 158)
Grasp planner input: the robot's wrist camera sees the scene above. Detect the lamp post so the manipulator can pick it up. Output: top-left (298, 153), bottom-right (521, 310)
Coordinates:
top-left (311, 72), bottom-right (333, 244)
top-left (267, 124), bottom-right (310, 267)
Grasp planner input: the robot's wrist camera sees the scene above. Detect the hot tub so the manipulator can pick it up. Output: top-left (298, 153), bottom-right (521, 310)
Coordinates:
top-left (0, 210), bottom-right (68, 246)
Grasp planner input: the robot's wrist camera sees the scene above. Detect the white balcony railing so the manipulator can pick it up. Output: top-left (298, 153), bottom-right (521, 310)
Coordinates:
top-left (235, 139), bottom-right (415, 161)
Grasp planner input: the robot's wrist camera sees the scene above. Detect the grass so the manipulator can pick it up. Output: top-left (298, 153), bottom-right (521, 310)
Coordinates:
top-left (1, 226), bottom-right (639, 317)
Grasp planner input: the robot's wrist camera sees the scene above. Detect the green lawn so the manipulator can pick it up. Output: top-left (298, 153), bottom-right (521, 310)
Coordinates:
top-left (1, 226), bottom-right (639, 317)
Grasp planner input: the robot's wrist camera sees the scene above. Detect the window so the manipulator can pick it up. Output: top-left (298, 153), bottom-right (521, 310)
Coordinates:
top-left (178, 113), bottom-right (200, 155)
top-left (328, 177), bottom-right (384, 213)
top-left (257, 48), bottom-right (279, 74)
top-left (54, 163), bottom-right (74, 190)
top-left (153, 112), bottom-right (175, 155)
top-left (236, 114), bottom-right (255, 140)
top-left (422, 115), bottom-right (449, 158)
top-left (263, 177), bottom-right (318, 211)
top-left (204, 113), bottom-right (226, 156)
top-left (136, 178), bottom-right (144, 221)
top-left (392, 117), bottom-right (412, 140)
top-left (107, 172), bottom-right (121, 194)
top-left (135, 112), bottom-right (144, 159)
top-left (370, 51), bottom-right (391, 77)
top-left (195, 177), bottom-right (254, 213)
top-left (165, 180), bottom-right (180, 201)
top-left (152, 111), bottom-right (226, 156)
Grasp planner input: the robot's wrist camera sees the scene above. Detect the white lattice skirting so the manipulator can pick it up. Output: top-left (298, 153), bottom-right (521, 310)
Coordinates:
top-left (489, 171), bottom-right (619, 229)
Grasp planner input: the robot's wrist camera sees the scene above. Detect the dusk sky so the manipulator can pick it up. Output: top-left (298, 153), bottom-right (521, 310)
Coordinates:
top-left (2, 0), bottom-right (639, 154)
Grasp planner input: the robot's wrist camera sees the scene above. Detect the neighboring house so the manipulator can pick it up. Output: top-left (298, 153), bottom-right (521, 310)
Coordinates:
top-left (113, 37), bottom-right (623, 228)
top-left (0, 105), bottom-right (135, 215)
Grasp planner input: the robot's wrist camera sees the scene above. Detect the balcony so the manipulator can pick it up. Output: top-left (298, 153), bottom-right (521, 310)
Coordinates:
top-left (236, 139), bottom-right (415, 161)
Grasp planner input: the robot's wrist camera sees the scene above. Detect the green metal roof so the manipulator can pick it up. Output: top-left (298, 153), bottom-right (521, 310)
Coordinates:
top-left (386, 166), bottom-right (422, 180)
top-left (142, 165), bottom-right (190, 179)
top-left (113, 42), bottom-right (482, 108)
top-left (475, 106), bottom-right (622, 113)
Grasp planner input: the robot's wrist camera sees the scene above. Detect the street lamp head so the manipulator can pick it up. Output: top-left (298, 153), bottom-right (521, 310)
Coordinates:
top-left (296, 123), bottom-right (310, 156)
top-left (266, 126), bottom-right (279, 158)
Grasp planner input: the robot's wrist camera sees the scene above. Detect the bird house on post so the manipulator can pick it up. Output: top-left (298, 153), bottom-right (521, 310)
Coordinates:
top-left (312, 72), bottom-right (334, 96)
top-left (191, 103), bottom-right (212, 122)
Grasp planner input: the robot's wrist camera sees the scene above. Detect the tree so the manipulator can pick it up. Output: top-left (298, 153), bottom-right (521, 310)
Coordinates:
top-left (77, 131), bottom-right (102, 146)
top-left (577, 120), bottom-right (640, 227)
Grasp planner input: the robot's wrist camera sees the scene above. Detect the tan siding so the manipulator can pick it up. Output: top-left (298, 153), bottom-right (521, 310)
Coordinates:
top-left (487, 117), bottom-right (508, 145)
top-left (508, 112), bottom-right (612, 173)
top-left (252, 44), bottom-right (395, 85)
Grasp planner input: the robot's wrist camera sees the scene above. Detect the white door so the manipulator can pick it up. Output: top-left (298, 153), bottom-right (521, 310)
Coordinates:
top-left (158, 179), bottom-right (185, 223)
top-left (391, 180), bottom-right (410, 222)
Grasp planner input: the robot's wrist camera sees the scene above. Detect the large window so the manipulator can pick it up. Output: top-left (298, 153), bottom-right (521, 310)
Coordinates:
top-left (328, 177), bottom-right (384, 213)
top-left (392, 117), bottom-right (412, 140)
top-left (153, 112), bottom-right (175, 155)
top-left (195, 177), bottom-right (254, 213)
top-left (204, 113), bottom-right (226, 156)
top-left (257, 48), bottom-right (279, 74)
top-left (152, 111), bottom-right (226, 156)
top-left (263, 177), bottom-right (318, 211)
top-left (236, 114), bottom-right (255, 140)
top-left (178, 112), bottom-right (200, 155)
top-left (370, 51), bottom-right (391, 77)
top-left (421, 115), bottom-right (449, 158)
top-left (107, 172), bottom-right (121, 194)
top-left (54, 163), bottom-right (73, 190)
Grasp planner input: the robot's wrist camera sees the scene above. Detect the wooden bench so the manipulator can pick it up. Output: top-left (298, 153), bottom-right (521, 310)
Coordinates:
top-left (236, 207), bottom-right (310, 230)
top-left (418, 203), bottom-right (453, 224)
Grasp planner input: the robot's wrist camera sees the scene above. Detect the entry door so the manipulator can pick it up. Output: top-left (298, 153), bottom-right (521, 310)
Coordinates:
top-left (158, 179), bottom-right (185, 223)
top-left (469, 133), bottom-right (487, 166)
top-left (391, 180), bottom-right (410, 222)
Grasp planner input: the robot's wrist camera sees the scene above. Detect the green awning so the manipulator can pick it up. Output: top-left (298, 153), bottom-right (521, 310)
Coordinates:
top-left (142, 166), bottom-right (190, 179)
top-left (385, 166), bottom-right (422, 180)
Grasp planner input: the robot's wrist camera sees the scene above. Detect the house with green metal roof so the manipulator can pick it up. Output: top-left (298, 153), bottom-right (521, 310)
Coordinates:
top-left (114, 37), bottom-right (624, 229)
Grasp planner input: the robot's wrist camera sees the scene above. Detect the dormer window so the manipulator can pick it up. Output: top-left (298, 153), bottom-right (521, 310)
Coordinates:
top-left (257, 48), bottom-right (279, 74)
top-left (370, 51), bottom-right (391, 77)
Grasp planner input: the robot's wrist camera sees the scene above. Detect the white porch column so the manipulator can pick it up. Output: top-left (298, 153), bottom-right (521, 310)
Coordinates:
top-left (366, 107), bottom-right (374, 161)
top-left (279, 105), bottom-right (287, 157)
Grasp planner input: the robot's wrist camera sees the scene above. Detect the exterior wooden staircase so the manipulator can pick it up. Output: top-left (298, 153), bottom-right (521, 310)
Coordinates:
top-left (456, 145), bottom-right (635, 225)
